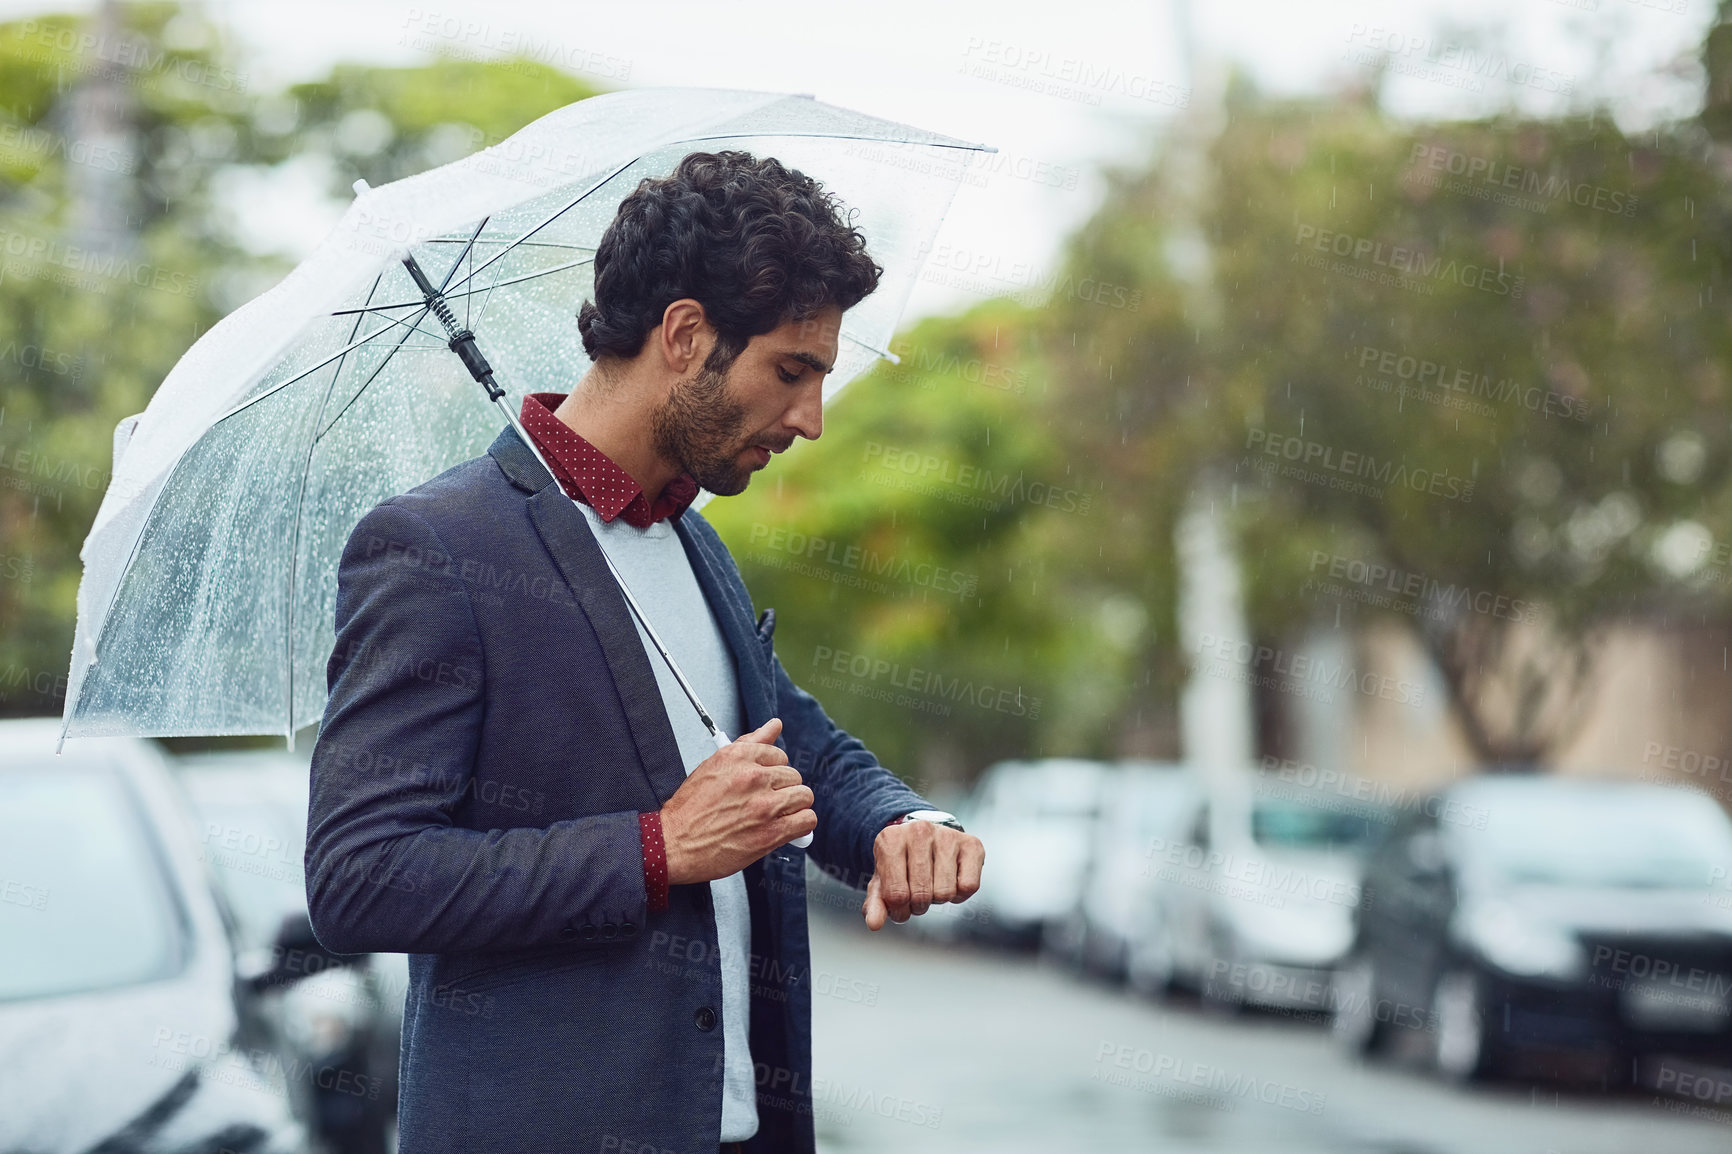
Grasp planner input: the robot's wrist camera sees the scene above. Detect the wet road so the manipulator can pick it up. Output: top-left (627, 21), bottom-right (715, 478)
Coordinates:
top-left (805, 907), bottom-right (1732, 1154)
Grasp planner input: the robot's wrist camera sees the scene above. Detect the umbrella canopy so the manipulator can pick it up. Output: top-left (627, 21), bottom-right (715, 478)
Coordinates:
top-left (60, 87), bottom-right (991, 745)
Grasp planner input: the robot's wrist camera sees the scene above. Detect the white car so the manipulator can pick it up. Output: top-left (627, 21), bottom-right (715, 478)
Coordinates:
top-left (948, 759), bottom-right (1109, 947)
top-left (0, 718), bottom-right (305, 1153)
top-left (1137, 767), bottom-right (1387, 1011)
top-left (1050, 762), bottom-right (1201, 977)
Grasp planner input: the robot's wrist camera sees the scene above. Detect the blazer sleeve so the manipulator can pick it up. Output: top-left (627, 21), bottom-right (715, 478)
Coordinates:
top-left (304, 500), bottom-right (646, 956)
top-left (770, 648), bottom-right (932, 892)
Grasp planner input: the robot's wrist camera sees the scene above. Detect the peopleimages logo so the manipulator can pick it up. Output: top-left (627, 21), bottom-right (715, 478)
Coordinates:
top-left (1193, 632), bottom-right (1427, 707)
top-left (1244, 427), bottom-right (1476, 504)
top-left (1354, 344), bottom-right (1592, 422)
top-left (746, 523), bottom-right (979, 598)
top-left (1341, 24), bottom-right (1574, 95)
top-left (1093, 1042), bottom-right (1327, 1114)
top-left (1304, 549), bottom-right (1539, 625)
top-left (1404, 144), bottom-right (1638, 220)
top-left (810, 644), bottom-right (1042, 719)
top-left (1294, 224), bottom-right (1524, 300)
top-left (11, 20), bottom-right (249, 93)
top-left (958, 37), bottom-right (1190, 109)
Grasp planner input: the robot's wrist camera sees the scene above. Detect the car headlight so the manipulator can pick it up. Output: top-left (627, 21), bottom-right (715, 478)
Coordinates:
top-left (1456, 901), bottom-right (1585, 980)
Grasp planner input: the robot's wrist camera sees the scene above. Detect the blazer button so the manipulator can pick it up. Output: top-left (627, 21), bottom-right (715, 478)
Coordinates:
top-left (580, 924), bottom-right (598, 942)
top-left (558, 925), bottom-right (577, 940)
top-left (600, 922), bottom-right (618, 940)
top-left (694, 1006), bottom-right (717, 1032)
top-left (621, 921), bottom-right (637, 937)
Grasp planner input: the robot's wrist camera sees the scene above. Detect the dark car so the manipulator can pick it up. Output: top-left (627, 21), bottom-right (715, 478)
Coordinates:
top-left (177, 750), bottom-right (404, 1154)
top-left (1335, 775), bottom-right (1732, 1084)
top-left (0, 718), bottom-right (306, 1152)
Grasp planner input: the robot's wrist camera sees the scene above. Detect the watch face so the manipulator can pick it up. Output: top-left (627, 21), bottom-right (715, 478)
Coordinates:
top-left (900, 810), bottom-right (964, 832)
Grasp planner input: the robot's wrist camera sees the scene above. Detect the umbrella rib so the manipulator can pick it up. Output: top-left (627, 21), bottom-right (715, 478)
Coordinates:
top-left (677, 130), bottom-right (995, 153)
top-left (419, 239), bottom-right (592, 250)
top-left (439, 216), bottom-right (490, 294)
top-left (438, 155), bottom-right (641, 298)
top-left (284, 272), bottom-right (383, 737)
top-left (449, 217), bottom-right (489, 331)
top-left (327, 257), bottom-right (593, 319)
top-left (465, 228), bottom-right (474, 330)
top-left (213, 248), bottom-right (590, 442)
top-left (466, 257), bottom-right (597, 329)
top-left (209, 308), bottom-right (432, 429)
top-left (840, 330), bottom-right (900, 363)
top-left (75, 301), bottom-right (417, 734)
top-left (355, 307), bottom-right (447, 342)
top-left (310, 309), bottom-right (433, 444)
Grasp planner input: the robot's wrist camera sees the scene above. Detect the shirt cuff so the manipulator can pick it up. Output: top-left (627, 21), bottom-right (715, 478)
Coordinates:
top-left (639, 811), bottom-right (668, 913)
top-left (882, 812), bottom-right (912, 831)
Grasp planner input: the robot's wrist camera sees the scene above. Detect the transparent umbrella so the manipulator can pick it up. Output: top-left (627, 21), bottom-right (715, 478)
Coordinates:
top-left (59, 86), bottom-right (992, 748)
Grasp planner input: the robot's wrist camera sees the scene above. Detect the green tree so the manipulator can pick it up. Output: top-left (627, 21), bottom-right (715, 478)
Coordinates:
top-left (0, 4), bottom-right (606, 725)
top-left (0, 3), bottom-right (263, 717)
top-left (1061, 71), bottom-right (1732, 765)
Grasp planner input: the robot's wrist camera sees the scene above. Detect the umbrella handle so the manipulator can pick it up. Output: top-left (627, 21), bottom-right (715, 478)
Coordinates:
top-left (711, 727), bottom-right (814, 851)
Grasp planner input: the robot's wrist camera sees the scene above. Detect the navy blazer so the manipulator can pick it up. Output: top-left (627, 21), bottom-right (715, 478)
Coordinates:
top-left (305, 424), bottom-right (930, 1154)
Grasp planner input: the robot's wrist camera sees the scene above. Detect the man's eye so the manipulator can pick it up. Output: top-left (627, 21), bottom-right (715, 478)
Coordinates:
top-left (777, 368), bottom-right (801, 384)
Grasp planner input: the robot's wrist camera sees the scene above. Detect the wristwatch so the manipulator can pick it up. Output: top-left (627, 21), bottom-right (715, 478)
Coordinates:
top-left (892, 809), bottom-right (965, 833)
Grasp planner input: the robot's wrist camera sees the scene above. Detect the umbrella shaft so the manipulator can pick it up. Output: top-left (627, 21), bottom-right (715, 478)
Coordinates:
top-left (404, 252), bottom-right (503, 401)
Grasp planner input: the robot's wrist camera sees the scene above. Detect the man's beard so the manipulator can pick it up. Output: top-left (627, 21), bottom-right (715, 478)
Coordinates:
top-left (649, 351), bottom-right (756, 496)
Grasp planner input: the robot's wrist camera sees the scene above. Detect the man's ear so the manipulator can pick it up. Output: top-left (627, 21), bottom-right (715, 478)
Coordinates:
top-left (657, 298), bottom-right (711, 375)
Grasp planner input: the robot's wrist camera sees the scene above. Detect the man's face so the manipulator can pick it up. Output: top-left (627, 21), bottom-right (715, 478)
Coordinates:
top-left (650, 304), bottom-right (840, 496)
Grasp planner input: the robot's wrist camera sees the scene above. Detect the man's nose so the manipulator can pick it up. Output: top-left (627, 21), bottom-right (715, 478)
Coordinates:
top-left (786, 385), bottom-right (823, 441)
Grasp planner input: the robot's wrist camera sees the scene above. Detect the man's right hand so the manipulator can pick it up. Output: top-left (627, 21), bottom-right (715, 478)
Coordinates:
top-left (660, 717), bottom-right (817, 885)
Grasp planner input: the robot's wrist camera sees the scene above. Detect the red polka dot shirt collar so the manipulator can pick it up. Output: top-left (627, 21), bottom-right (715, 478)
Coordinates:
top-left (519, 392), bottom-right (699, 528)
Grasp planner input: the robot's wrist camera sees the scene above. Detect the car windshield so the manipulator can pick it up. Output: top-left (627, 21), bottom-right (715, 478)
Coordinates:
top-left (1464, 789), bottom-right (1732, 889)
top-left (990, 766), bottom-right (1100, 818)
top-left (193, 798), bottom-right (306, 949)
top-left (0, 766), bottom-right (185, 1001)
top-left (1252, 799), bottom-right (1383, 852)
top-left (1131, 779), bottom-right (1198, 837)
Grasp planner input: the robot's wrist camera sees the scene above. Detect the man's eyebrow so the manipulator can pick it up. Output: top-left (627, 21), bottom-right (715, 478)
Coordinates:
top-left (782, 351), bottom-right (834, 374)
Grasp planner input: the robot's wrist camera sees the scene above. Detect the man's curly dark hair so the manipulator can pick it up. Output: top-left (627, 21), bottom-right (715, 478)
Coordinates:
top-left (576, 150), bottom-right (882, 371)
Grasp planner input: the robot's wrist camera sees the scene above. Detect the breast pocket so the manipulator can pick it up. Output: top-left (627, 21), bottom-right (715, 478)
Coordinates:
top-left (755, 608), bottom-right (777, 672)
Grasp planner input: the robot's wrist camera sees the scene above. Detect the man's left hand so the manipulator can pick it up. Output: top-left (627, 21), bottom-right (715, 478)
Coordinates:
top-left (862, 819), bottom-right (985, 931)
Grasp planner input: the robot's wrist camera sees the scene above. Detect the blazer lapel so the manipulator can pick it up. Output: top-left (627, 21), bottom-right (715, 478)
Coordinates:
top-left (489, 426), bottom-right (689, 805)
top-left (674, 516), bottom-right (775, 732)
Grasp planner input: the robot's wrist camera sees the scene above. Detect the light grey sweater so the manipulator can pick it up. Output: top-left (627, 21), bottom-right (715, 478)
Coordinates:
top-left (575, 501), bottom-right (758, 1143)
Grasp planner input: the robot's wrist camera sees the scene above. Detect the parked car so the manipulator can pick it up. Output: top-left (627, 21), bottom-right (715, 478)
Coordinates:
top-left (1335, 776), bottom-right (1732, 1084)
top-left (949, 758), bottom-right (1109, 947)
top-left (178, 749), bottom-right (404, 1154)
top-left (1048, 761), bottom-right (1201, 978)
top-left (1142, 767), bottom-right (1386, 1011)
top-left (0, 718), bottom-right (306, 1153)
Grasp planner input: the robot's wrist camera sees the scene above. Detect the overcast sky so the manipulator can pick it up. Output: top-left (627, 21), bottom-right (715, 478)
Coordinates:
top-left (5, 0), bottom-right (1716, 320)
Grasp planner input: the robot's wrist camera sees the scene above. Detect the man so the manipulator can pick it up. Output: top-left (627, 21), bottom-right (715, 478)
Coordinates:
top-left (304, 149), bottom-right (986, 1154)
